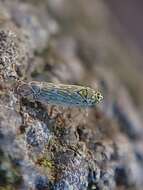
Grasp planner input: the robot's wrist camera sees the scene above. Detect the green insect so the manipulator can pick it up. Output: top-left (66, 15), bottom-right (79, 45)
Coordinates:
top-left (16, 81), bottom-right (103, 108)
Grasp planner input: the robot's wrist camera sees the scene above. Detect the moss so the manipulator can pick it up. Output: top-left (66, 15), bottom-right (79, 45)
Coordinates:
top-left (0, 186), bottom-right (15, 190)
top-left (36, 157), bottom-right (54, 170)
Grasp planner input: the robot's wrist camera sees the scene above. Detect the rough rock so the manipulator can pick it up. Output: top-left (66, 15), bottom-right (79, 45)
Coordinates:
top-left (0, 0), bottom-right (143, 190)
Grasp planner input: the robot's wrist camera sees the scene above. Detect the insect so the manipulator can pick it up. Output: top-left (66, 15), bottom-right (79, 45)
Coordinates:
top-left (16, 81), bottom-right (103, 108)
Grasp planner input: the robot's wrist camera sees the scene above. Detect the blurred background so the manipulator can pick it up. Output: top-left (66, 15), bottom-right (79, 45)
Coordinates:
top-left (0, 0), bottom-right (143, 190)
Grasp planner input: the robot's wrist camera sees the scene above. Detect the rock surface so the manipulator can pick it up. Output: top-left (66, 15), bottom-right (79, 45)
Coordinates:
top-left (0, 0), bottom-right (143, 190)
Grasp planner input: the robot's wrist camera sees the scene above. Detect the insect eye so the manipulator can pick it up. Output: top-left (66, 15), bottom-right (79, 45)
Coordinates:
top-left (96, 92), bottom-right (103, 101)
top-left (78, 89), bottom-right (88, 98)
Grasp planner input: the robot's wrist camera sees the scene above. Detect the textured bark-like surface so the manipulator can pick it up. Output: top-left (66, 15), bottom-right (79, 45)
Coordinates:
top-left (0, 0), bottom-right (143, 190)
